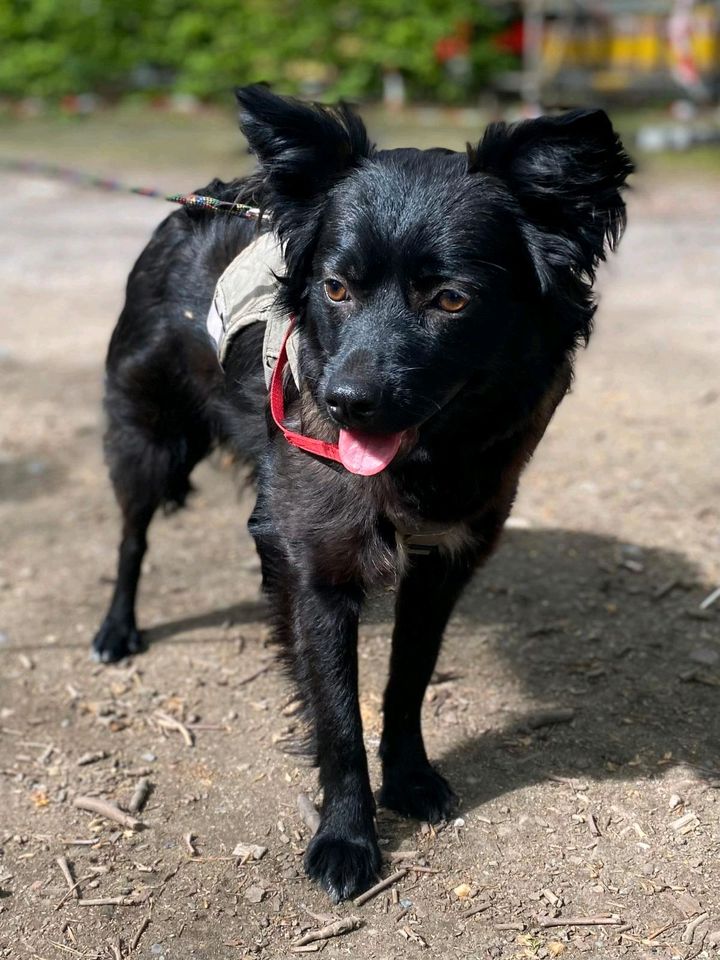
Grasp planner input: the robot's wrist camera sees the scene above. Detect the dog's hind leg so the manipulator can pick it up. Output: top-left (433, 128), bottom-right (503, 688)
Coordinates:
top-left (92, 415), bottom-right (212, 663)
top-left (378, 548), bottom-right (477, 822)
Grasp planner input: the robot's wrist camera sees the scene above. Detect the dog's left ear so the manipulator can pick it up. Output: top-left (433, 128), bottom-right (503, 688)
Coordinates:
top-left (236, 84), bottom-right (373, 211)
top-left (469, 110), bottom-right (633, 292)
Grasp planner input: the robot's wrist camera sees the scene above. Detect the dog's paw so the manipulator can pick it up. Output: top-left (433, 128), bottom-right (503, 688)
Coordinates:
top-left (379, 763), bottom-right (458, 823)
top-left (92, 619), bottom-right (144, 663)
top-left (304, 830), bottom-right (381, 903)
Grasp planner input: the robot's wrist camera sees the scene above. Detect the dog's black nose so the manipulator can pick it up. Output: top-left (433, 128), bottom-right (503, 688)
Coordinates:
top-left (325, 379), bottom-right (382, 428)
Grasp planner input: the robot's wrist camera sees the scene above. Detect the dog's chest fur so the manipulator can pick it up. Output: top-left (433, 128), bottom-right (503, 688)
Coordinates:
top-left (265, 359), bottom-right (571, 588)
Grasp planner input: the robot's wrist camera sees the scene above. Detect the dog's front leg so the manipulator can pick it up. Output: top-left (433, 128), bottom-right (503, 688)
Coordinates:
top-left (379, 548), bottom-right (477, 822)
top-left (297, 577), bottom-right (380, 902)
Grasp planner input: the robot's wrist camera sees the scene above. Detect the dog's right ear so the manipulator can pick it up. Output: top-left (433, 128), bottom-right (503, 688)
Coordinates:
top-left (236, 84), bottom-right (373, 209)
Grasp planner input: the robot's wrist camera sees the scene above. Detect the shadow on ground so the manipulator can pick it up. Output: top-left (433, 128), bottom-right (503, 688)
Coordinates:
top-left (138, 524), bottom-right (719, 818)
top-left (3, 524), bottom-right (717, 817)
top-left (425, 527), bottom-right (720, 818)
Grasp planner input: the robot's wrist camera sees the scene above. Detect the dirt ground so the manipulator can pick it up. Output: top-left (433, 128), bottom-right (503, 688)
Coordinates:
top-left (1, 123), bottom-right (719, 960)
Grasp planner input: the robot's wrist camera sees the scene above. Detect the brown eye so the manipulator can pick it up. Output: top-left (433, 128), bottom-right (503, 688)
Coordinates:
top-left (324, 279), bottom-right (349, 303)
top-left (435, 289), bottom-right (469, 313)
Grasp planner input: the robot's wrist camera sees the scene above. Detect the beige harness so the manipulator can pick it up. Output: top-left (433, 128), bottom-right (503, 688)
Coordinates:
top-left (206, 231), bottom-right (300, 387)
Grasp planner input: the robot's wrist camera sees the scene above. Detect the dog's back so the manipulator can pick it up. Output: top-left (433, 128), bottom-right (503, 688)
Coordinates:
top-left (95, 179), bottom-right (265, 659)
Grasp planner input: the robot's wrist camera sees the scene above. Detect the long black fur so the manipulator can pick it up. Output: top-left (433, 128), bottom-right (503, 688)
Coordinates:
top-left (94, 86), bottom-right (633, 902)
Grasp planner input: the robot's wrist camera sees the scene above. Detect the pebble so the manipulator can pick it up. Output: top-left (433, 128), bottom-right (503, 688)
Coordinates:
top-left (689, 647), bottom-right (719, 666)
top-left (244, 884), bottom-right (266, 904)
top-left (141, 752), bottom-right (157, 763)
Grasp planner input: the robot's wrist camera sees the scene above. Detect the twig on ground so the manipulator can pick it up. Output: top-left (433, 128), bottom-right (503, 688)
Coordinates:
top-left (461, 902), bottom-right (491, 920)
top-left (129, 915), bottom-right (151, 952)
top-left (237, 663), bottom-right (273, 687)
top-left (154, 711), bottom-right (194, 747)
top-left (76, 751), bottom-right (107, 766)
top-left (539, 915), bottom-right (622, 928)
top-left (55, 857), bottom-right (77, 900)
top-left (73, 795), bottom-right (143, 831)
top-left (46, 940), bottom-right (83, 956)
top-left (700, 587), bottom-right (720, 611)
top-left (527, 708), bottom-right (576, 729)
top-left (682, 913), bottom-right (709, 945)
top-left (185, 722), bottom-right (230, 732)
top-left (646, 920), bottom-right (676, 942)
top-left (653, 578), bottom-right (679, 600)
top-left (353, 869), bottom-right (407, 907)
top-left (55, 872), bottom-right (94, 910)
top-left (398, 925), bottom-right (428, 947)
top-left (77, 896), bottom-right (141, 907)
top-left (128, 777), bottom-right (151, 814)
top-left (294, 917), bottom-right (362, 947)
top-left (297, 794), bottom-right (321, 835)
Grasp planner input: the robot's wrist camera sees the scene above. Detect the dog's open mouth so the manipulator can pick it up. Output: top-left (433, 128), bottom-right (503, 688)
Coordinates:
top-left (338, 428), bottom-right (408, 476)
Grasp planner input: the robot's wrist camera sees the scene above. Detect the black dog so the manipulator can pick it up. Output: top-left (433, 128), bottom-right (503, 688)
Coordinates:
top-left (93, 85), bottom-right (632, 902)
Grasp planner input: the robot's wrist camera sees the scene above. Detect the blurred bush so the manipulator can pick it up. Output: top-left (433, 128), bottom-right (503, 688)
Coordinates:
top-left (0, 0), bottom-right (509, 103)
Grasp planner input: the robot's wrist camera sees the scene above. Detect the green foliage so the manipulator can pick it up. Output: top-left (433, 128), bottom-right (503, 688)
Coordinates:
top-left (0, 0), bottom-right (509, 103)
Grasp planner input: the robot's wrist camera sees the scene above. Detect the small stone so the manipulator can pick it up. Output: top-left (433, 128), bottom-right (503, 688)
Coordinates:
top-left (233, 842), bottom-right (268, 861)
top-left (668, 793), bottom-right (683, 810)
top-left (244, 884), bottom-right (266, 904)
top-left (150, 945), bottom-right (164, 956)
top-left (141, 752), bottom-right (157, 763)
top-left (453, 883), bottom-right (473, 899)
top-left (689, 647), bottom-right (719, 666)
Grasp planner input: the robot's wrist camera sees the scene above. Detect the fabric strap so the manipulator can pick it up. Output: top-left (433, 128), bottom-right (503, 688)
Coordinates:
top-left (269, 318), bottom-right (343, 465)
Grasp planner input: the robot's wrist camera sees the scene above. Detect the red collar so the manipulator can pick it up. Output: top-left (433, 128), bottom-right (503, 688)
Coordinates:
top-left (269, 317), bottom-right (343, 465)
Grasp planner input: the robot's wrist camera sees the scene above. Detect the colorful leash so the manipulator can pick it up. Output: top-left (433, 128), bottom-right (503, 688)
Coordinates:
top-left (0, 157), bottom-right (262, 220)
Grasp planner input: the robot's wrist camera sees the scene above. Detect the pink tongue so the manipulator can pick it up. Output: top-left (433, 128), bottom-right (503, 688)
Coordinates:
top-left (338, 429), bottom-right (404, 476)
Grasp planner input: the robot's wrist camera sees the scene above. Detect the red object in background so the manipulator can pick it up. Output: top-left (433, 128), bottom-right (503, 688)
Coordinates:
top-left (493, 19), bottom-right (525, 56)
top-left (435, 21), bottom-right (472, 64)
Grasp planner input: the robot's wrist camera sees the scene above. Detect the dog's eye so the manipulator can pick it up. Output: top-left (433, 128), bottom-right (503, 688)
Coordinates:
top-left (435, 289), bottom-right (469, 313)
top-left (324, 279), bottom-right (349, 303)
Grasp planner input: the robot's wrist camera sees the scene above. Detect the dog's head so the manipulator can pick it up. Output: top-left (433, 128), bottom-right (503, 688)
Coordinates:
top-left (237, 85), bottom-right (632, 467)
